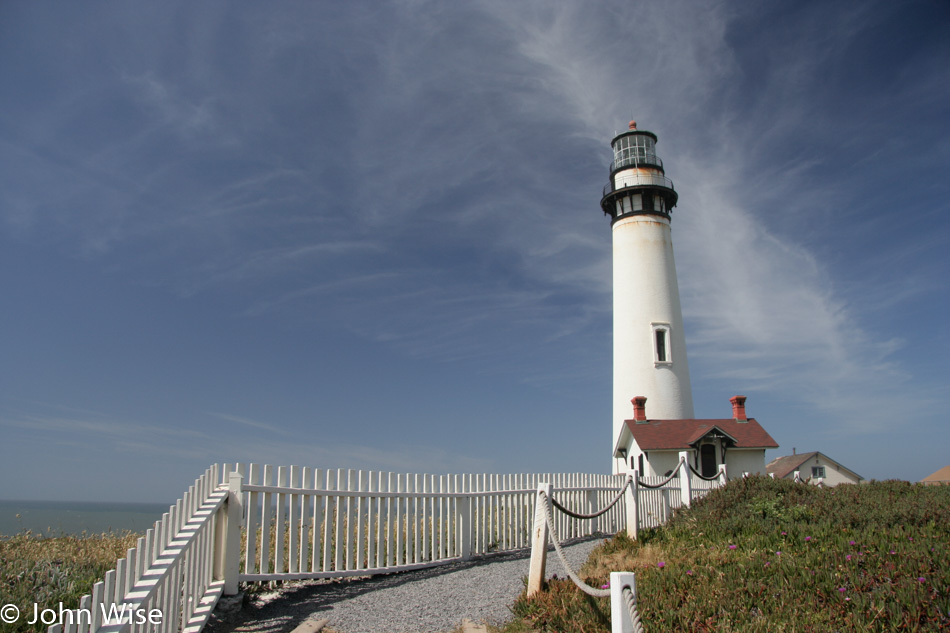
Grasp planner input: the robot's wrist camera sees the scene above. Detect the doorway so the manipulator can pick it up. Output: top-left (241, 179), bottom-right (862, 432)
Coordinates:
top-left (700, 444), bottom-right (717, 478)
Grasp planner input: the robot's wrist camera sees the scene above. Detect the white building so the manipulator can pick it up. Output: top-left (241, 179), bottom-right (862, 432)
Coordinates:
top-left (766, 451), bottom-right (864, 486)
top-left (613, 395), bottom-right (778, 478)
top-left (599, 123), bottom-right (694, 473)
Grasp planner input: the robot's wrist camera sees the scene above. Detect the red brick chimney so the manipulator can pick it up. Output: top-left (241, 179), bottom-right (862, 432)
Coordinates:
top-left (730, 395), bottom-right (747, 421)
top-left (632, 396), bottom-right (648, 423)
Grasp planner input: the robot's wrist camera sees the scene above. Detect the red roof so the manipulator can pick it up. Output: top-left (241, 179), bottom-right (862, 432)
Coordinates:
top-left (625, 417), bottom-right (779, 450)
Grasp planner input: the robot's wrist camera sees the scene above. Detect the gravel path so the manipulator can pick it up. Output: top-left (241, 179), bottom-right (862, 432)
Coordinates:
top-left (206, 537), bottom-right (604, 633)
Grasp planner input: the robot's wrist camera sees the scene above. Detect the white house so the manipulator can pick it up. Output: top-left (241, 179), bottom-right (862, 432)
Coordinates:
top-left (766, 450), bottom-right (864, 486)
top-left (613, 395), bottom-right (778, 478)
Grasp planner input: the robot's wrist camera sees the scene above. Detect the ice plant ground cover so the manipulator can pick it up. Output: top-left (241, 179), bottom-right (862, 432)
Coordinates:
top-left (511, 477), bottom-right (950, 632)
top-left (0, 530), bottom-right (140, 633)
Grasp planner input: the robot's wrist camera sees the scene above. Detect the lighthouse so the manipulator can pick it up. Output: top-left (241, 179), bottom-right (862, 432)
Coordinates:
top-left (601, 122), bottom-right (694, 472)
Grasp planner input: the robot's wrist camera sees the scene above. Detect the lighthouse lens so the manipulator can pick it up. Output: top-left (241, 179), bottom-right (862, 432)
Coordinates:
top-left (613, 135), bottom-right (658, 168)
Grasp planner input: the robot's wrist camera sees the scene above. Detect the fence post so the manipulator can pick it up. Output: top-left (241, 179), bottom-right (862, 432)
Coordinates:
top-left (718, 464), bottom-right (728, 485)
top-left (458, 491), bottom-right (472, 561)
top-left (625, 472), bottom-right (638, 540)
top-left (609, 571), bottom-right (637, 633)
top-left (678, 452), bottom-right (691, 508)
top-left (224, 472), bottom-right (244, 595)
top-left (586, 481), bottom-right (599, 534)
top-left (527, 482), bottom-right (552, 596)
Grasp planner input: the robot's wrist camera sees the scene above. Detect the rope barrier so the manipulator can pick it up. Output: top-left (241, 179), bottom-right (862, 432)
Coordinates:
top-left (550, 476), bottom-right (630, 519)
top-left (537, 489), bottom-right (646, 631)
top-left (538, 489), bottom-right (610, 598)
top-left (636, 457), bottom-right (686, 488)
top-left (687, 463), bottom-right (722, 481)
top-left (621, 584), bottom-right (645, 633)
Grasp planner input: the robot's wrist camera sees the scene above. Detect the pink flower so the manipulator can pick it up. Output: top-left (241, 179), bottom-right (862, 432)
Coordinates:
top-left (776, 551), bottom-right (781, 555)
top-left (846, 555), bottom-right (852, 561)
top-left (849, 540), bottom-right (856, 546)
top-left (918, 577), bottom-right (926, 583)
top-left (838, 587), bottom-right (846, 593)
top-left (781, 531), bottom-right (787, 536)
top-left (686, 570), bottom-right (693, 576)
top-left (657, 561), bottom-right (665, 568)
top-left (600, 583), bottom-right (610, 589)
top-left (728, 544), bottom-right (737, 550)
top-left (890, 550), bottom-right (896, 555)
top-left (805, 536), bottom-right (812, 542)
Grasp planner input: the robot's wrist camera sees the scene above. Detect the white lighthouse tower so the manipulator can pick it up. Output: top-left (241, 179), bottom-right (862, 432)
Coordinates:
top-left (601, 122), bottom-right (694, 472)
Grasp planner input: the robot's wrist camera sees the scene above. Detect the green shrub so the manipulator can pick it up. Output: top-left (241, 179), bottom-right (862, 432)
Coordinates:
top-left (511, 477), bottom-right (950, 632)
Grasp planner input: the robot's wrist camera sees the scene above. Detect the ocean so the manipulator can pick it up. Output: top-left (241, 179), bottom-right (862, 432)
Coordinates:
top-left (0, 499), bottom-right (169, 537)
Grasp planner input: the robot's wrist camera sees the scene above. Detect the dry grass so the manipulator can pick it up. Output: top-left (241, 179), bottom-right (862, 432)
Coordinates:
top-left (0, 530), bottom-right (140, 633)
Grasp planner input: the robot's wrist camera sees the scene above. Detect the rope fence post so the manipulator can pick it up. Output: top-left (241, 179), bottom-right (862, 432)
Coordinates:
top-left (527, 482), bottom-right (552, 597)
top-left (609, 571), bottom-right (641, 633)
top-left (678, 452), bottom-right (691, 508)
top-left (624, 472), bottom-right (638, 540)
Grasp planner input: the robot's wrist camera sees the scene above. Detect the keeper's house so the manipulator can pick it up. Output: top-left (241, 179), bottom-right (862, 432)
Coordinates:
top-left (613, 395), bottom-right (778, 478)
top-left (766, 450), bottom-right (864, 486)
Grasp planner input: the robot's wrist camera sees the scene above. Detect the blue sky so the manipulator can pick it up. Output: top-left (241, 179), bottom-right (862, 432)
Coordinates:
top-left (1, 1), bottom-right (948, 503)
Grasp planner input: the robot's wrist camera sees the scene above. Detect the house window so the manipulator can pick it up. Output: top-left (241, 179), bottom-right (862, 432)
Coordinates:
top-left (652, 323), bottom-right (671, 365)
top-left (812, 466), bottom-right (826, 478)
top-left (638, 453), bottom-right (644, 474)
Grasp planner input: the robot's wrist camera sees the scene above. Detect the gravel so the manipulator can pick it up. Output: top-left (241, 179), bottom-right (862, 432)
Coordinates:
top-left (206, 537), bottom-right (605, 633)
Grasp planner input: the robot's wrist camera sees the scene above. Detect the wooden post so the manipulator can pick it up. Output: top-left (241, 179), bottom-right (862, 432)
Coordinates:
top-left (678, 451), bottom-right (692, 508)
top-left (458, 488), bottom-right (472, 561)
top-left (526, 482), bottom-right (552, 597)
top-left (224, 471), bottom-right (244, 595)
top-left (609, 571), bottom-right (638, 633)
top-left (718, 464), bottom-right (728, 486)
top-left (625, 472), bottom-right (638, 540)
top-left (586, 478), bottom-right (599, 534)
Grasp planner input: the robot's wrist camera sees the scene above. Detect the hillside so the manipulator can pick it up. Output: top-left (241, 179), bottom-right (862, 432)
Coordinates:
top-left (511, 477), bottom-right (950, 632)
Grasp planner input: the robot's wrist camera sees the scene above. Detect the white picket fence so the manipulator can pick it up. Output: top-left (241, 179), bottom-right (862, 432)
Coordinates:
top-left (48, 460), bottom-right (726, 633)
top-left (46, 465), bottom-right (242, 633)
top-left (237, 464), bottom-right (625, 582)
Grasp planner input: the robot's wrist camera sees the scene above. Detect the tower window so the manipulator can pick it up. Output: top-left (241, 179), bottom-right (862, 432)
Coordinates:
top-left (652, 323), bottom-right (671, 365)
